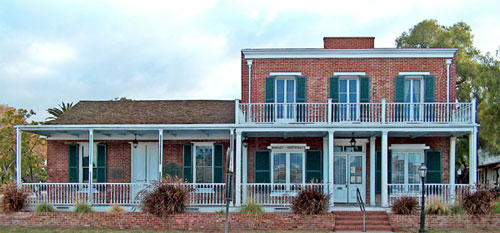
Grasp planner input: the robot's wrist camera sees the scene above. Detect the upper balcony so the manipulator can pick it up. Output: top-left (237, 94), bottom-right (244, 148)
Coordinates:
top-left (236, 100), bottom-right (475, 125)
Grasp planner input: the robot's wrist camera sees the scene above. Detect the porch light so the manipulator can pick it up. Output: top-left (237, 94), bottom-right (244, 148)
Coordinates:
top-left (133, 134), bottom-right (138, 149)
top-left (242, 137), bottom-right (249, 148)
top-left (419, 163), bottom-right (427, 233)
top-left (419, 163), bottom-right (427, 178)
top-left (350, 133), bottom-right (356, 147)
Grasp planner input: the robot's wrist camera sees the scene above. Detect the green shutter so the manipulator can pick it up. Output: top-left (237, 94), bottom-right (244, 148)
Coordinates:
top-left (265, 77), bottom-right (275, 103)
top-left (214, 144), bottom-right (224, 183)
top-left (329, 76), bottom-right (339, 102)
top-left (254, 150), bottom-right (270, 183)
top-left (360, 76), bottom-right (370, 103)
top-left (96, 144), bottom-right (107, 183)
top-left (306, 150), bottom-right (322, 183)
top-left (296, 76), bottom-right (307, 103)
top-left (424, 75), bottom-right (435, 102)
top-left (425, 150), bottom-right (442, 183)
top-left (395, 76), bottom-right (406, 102)
top-left (68, 144), bottom-right (79, 183)
top-left (375, 150), bottom-right (381, 194)
top-left (183, 144), bottom-right (193, 183)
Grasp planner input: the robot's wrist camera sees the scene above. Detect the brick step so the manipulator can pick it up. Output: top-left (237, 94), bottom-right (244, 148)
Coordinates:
top-left (336, 215), bottom-right (389, 221)
top-left (335, 225), bottom-right (393, 231)
top-left (336, 219), bottom-right (391, 225)
top-left (334, 211), bottom-right (388, 216)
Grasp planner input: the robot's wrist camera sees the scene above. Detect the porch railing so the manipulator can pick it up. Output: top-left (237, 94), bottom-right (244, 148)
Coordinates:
top-left (23, 183), bottom-right (226, 206)
top-left (238, 102), bottom-right (473, 124)
top-left (388, 183), bottom-right (472, 205)
top-left (243, 183), bottom-right (328, 206)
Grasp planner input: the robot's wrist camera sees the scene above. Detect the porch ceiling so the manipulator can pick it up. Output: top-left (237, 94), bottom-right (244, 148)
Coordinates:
top-left (244, 130), bottom-right (470, 138)
top-left (22, 129), bottom-right (230, 138)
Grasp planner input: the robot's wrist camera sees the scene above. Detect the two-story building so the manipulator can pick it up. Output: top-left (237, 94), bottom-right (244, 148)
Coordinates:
top-left (15, 37), bottom-right (478, 211)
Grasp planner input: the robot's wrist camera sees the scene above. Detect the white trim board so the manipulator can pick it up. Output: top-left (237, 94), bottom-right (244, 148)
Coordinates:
top-left (269, 72), bottom-right (302, 76)
top-left (389, 144), bottom-right (430, 150)
top-left (334, 72), bottom-right (366, 76)
top-left (399, 71), bottom-right (431, 75)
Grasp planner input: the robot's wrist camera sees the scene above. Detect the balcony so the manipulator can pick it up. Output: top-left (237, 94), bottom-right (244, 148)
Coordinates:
top-left (237, 101), bottom-right (475, 125)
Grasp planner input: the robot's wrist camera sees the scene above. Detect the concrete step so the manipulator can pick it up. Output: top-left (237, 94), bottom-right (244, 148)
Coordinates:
top-left (335, 225), bottom-right (393, 231)
top-left (336, 219), bottom-right (391, 225)
top-left (336, 215), bottom-right (389, 220)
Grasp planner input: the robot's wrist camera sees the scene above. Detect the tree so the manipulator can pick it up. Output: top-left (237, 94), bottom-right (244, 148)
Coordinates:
top-left (46, 102), bottom-right (74, 121)
top-left (0, 105), bottom-right (46, 183)
top-left (396, 19), bottom-right (500, 182)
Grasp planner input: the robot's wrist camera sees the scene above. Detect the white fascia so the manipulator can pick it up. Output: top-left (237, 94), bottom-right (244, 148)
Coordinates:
top-left (242, 48), bottom-right (457, 59)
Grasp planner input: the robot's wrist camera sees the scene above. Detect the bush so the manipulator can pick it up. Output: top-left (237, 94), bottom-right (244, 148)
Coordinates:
top-left (239, 201), bottom-right (263, 215)
top-left (73, 202), bottom-right (93, 216)
top-left (35, 203), bottom-right (54, 213)
top-left (291, 187), bottom-right (329, 215)
top-left (391, 196), bottom-right (418, 215)
top-left (109, 205), bottom-right (126, 214)
top-left (425, 196), bottom-right (450, 214)
top-left (450, 203), bottom-right (466, 215)
top-left (493, 201), bottom-right (500, 214)
top-left (0, 181), bottom-right (29, 213)
top-left (462, 185), bottom-right (495, 215)
top-left (139, 175), bottom-right (189, 217)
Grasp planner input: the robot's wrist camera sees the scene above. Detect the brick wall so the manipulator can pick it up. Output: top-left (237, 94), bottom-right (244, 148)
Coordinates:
top-left (0, 212), bottom-right (336, 231)
top-left (389, 214), bottom-right (500, 231)
top-left (323, 37), bottom-right (375, 49)
top-left (241, 56), bottom-right (457, 104)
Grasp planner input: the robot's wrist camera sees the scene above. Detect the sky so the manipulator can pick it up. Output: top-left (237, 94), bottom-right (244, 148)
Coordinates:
top-left (1, 0), bottom-right (499, 122)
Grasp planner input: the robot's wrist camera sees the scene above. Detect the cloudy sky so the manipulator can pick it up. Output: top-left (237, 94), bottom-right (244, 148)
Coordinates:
top-left (1, 0), bottom-right (499, 122)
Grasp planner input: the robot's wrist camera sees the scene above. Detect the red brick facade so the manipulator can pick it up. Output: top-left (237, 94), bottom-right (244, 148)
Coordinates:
top-left (323, 37), bottom-right (375, 49)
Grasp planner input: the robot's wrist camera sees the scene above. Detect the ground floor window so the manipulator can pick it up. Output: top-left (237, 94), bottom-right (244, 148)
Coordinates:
top-left (195, 144), bottom-right (214, 183)
top-left (391, 152), bottom-right (423, 184)
top-left (271, 152), bottom-right (305, 184)
top-left (183, 143), bottom-right (224, 184)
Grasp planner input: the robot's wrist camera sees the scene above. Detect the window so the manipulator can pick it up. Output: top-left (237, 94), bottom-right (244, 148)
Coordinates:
top-left (339, 76), bottom-right (359, 121)
top-left (391, 151), bottom-right (423, 184)
top-left (404, 77), bottom-right (423, 103)
top-left (271, 151), bottom-right (305, 184)
top-left (275, 77), bottom-right (296, 120)
top-left (81, 145), bottom-right (96, 183)
top-left (194, 144), bottom-right (214, 183)
top-left (75, 143), bottom-right (106, 183)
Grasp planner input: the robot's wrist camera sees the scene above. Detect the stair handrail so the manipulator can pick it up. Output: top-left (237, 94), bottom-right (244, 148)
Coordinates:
top-left (356, 187), bottom-right (366, 232)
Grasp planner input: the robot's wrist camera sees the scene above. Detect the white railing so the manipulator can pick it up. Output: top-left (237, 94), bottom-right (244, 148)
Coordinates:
top-left (388, 183), bottom-right (472, 205)
top-left (243, 183), bottom-right (328, 206)
top-left (23, 183), bottom-right (226, 206)
top-left (239, 102), bottom-right (473, 124)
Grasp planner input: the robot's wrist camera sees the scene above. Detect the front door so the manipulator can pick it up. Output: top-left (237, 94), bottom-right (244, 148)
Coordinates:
top-left (132, 143), bottom-right (159, 183)
top-left (276, 79), bottom-right (295, 121)
top-left (334, 154), bottom-right (364, 203)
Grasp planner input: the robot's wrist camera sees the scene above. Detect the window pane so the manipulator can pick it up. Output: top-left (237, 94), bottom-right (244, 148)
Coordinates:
top-left (334, 156), bottom-right (346, 184)
top-left (413, 80), bottom-right (421, 102)
top-left (404, 80), bottom-right (411, 102)
top-left (334, 146), bottom-right (343, 152)
top-left (349, 80), bottom-right (357, 93)
top-left (340, 94), bottom-right (347, 103)
top-left (196, 146), bottom-right (213, 183)
top-left (273, 153), bottom-right (286, 183)
top-left (290, 153), bottom-right (303, 183)
top-left (340, 80), bottom-right (347, 92)
top-left (286, 80), bottom-right (295, 103)
top-left (276, 80), bottom-right (285, 103)
top-left (350, 156), bottom-right (362, 184)
top-left (391, 153), bottom-right (405, 184)
top-left (349, 93), bottom-right (357, 103)
top-left (408, 153), bottom-right (422, 184)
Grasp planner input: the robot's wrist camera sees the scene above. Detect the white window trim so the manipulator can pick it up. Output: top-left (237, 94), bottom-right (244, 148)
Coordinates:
top-left (404, 76), bottom-right (425, 104)
top-left (192, 142), bottom-right (215, 184)
top-left (270, 72), bottom-right (301, 76)
top-left (77, 142), bottom-right (98, 183)
top-left (399, 71), bottom-right (430, 76)
top-left (334, 72), bottom-right (366, 76)
top-left (268, 143), bottom-right (307, 186)
top-left (275, 77), bottom-right (296, 104)
top-left (389, 144), bottom-right (429, 185)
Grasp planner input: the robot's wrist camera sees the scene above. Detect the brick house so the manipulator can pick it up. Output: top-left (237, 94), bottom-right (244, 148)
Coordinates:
top-left (15, 37), bottom-right (478, 211)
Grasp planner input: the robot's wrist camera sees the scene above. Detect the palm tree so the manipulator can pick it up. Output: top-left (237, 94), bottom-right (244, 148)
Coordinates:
top-left (46, 102), bottom-right (74, 121)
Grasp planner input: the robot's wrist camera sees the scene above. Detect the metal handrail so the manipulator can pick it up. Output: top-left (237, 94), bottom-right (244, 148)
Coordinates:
top-left (356, 187), bottom-right (366, 232)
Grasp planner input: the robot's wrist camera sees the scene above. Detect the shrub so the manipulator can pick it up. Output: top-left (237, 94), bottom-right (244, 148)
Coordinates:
top-left (493, 201), bottom-right (500, 214)
top-left (73, 202), bottom-right (93, 216)
top-left (291, 187), bottom-right (329, 215)
top-left (239, 201), bottom-right (263, 215)
top-left (35, 203), bottom-right (54, 213)
top-left (0, 181), bottom-right (29, 213)
top-left (450, 203), bottom-right (466, 215)
top-left (462, 185), bottom-right (495, 215)
top-left (425, 196), bottom-right (450, 214)
top-left (109, 205), bottom-right (126, 214)
top-left (138, 175), bottom-right (189, 217)
top-left (391, 196), bottom-right (418, 215)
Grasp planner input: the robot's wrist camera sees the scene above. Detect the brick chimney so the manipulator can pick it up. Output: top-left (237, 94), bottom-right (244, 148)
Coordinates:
top-left (323, 37), bottom-right (375, 49)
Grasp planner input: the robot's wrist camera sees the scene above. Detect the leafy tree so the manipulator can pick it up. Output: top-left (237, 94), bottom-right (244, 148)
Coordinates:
top-left (396, 19), bottom-right (500, 182)
top-left (0, 105), bottom-right (46, 183)
top-left (46, 102), bottom-right (73, 121)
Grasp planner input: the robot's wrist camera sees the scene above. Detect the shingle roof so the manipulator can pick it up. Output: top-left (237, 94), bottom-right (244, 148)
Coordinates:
top-left (49, 100), bottom-right (235, 125)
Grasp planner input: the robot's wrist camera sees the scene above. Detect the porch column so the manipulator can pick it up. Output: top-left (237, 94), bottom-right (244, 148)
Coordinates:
top-left (158, 129), bottom-right (164, 180)
top-left (16, 128), bottom-right (22, 185)
top-left (88, 129), bottom-right (94, 204)
top-left (469, 128), bottom-right (478, 184)
top-left (235, 130), bottom-right (242, 206)
top-left (450, 136), bottom-right (456, 202)
top-left (381, 130), bottom-right (388, 207)
top-left (242, 133), bottom-right (248, 204)
top-left (369, 136), bottom-right (376, 206)
top-left (323, 137), bottom-right (329, 189)
top-left (328, 130), bottom-right (334, 206)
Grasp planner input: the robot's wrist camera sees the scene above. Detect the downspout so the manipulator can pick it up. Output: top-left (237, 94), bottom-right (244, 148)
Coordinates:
top-left (446, 59), bottom-right (452, 103)
top-left (247, 60), bottom-right (253, 103)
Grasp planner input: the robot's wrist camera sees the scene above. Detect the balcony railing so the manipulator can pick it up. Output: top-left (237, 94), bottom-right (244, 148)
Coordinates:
top-left (238, 101), bottom-right (474, 124)
top-left (22, 183), bottom-right (226, 206)
top-left (388, 183), bottom-right (472, 205)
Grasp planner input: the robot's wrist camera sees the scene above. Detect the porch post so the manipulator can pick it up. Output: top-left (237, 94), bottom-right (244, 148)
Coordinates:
top-left (235, 130), bottom-right (242, 206)
top-left (242, 133), bottom-right (248, 205)
top-left (450, 136), bottom-right (456, 203)
top-left (88, 129), bottom-right (94, 205)
top-left (16, 127), bottom-right (22, 186)
top-left (369, 136), bottom-right (376, 206)
top-left (328, 130), bottom-right (334, 206)
top-left (469, 128), bottom-right (478, 184)
top-left (323, 137), bottom-right (329, 190)
top-left (381, 130), bottom-right (388, 207)
top-left (158, 129), bottom-right (164, 180)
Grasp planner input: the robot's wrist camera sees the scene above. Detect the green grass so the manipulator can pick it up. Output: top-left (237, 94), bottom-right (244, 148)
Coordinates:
top-left (493, 201), bottom-right (500, 214)
top-left (0, 228), bottom-right (332, 233)
top-left (400, 230), bottom-right (498, 233)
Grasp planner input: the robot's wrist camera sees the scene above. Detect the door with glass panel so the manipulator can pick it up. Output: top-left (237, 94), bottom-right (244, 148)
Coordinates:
top-left (271, 152), bottom-right (304, 192)
top-left (339, 78), bottom-right (359, 121)
top-left (276, 79), bottom-right (296, 122)
top-left (404, 78), bottom-right (422, 121)
top-left (334, 154), bottom-right (364, 203)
